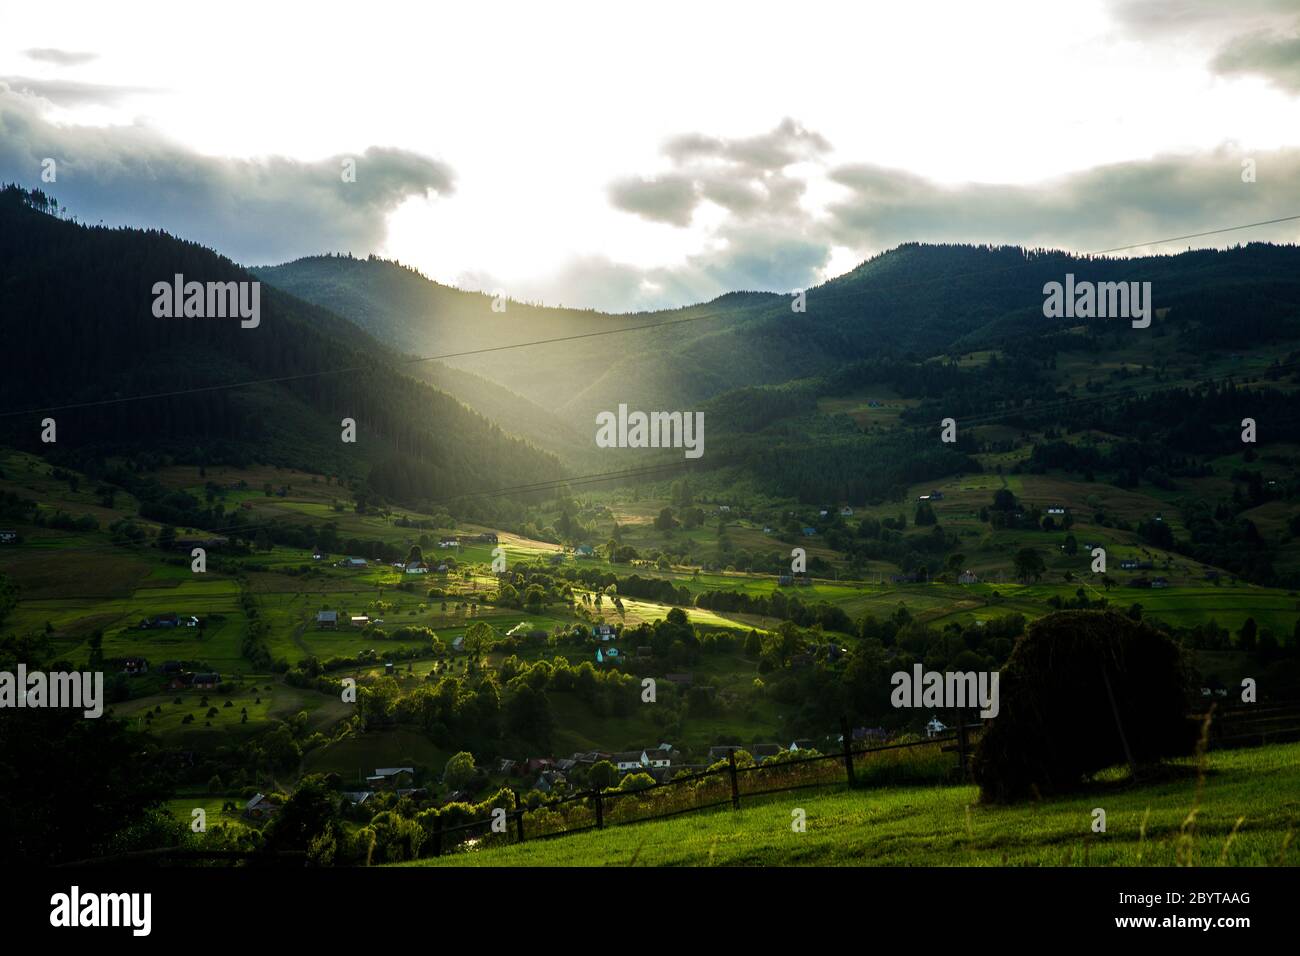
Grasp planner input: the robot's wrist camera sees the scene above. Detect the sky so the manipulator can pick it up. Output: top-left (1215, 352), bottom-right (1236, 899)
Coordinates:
top-left (4, 0), bottom-right (1300, 312)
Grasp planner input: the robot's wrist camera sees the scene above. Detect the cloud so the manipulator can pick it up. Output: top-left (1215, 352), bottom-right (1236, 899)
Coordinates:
top-left (582, 127), bottom-right (1300, 311)
top-left (1109, 0), bottom-right (1300, 94)
top-left (0, 75), bottom-right (158, 107)
top-left (23, 48), bottom-right (100, 68)
top-left (0, 84), bottom-right (455, 265)
top-left (825, 147), bottom-right (1300, 253)
top-left (664, 118), bottom-right (831, 171)
top-left (1213, 30), bottom-right (1300, 93)
top-left (607, 173), bottom-right (697, 226)
top-left (610, 117), bottom-right (830, 228)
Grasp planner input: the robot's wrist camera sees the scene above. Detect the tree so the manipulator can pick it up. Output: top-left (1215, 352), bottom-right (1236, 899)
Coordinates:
top-left (405, 544), bottom-right (423, 566)
top-left (156, 525), bottom-right (177, 551)
top-left (464, 621), bottom-right (496, 661)
top-left (265, 775), bottom-right (339, 852)
top-left (505, 685), bottom-right (554, 746)
top-left (654, 507), bottom-right (677, 532)
top-left (992, 489), bottom-right (1017, 512)
top-left (1238, 617), bottom-right (1258, 652)
top-left (1013, 548), bottom-right (1046, 583)
top-left (1063, 534), bottom-right (1078, 556)
top-left (589, 760), bottom-right (618, 790)
top-left (442, 751), bottom-right (476, 789)
top-left (914, 500), bottom-right (937, 526)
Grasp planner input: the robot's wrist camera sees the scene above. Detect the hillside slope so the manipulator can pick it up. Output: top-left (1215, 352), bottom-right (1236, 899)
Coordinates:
top-left (0, 185), bottom-right (565, 509)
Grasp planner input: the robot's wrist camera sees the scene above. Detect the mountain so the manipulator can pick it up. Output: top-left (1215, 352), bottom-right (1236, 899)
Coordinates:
top-left (255, 243), bottom-right (1300, 433)
top-left (0, 184), bottom-right (565, 511)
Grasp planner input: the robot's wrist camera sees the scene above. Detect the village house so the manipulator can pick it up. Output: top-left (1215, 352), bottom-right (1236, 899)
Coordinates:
top-left (366, 767), bottom-right (415, 789)
top-left (925, 717), bottom-right (948, 738)
top-left (316, 610), bottom-right (338, 629)
top-left (0, 530), bottom-right (18, 544)
top-left (342, 556), bottom-right (368, 568)
top-left (139, 612), bottom-right (180, 630)
top-left (350, 615), bottom-right (370, 628)
top-left (614, 748), bottom-right (674, 772)
top-left (121, 657), bottom-right (149, 675)
top-left (192, 672), bottom-right (221, 690)
top-left (957, 569), bottom-right (979, 584)
top-left (751, 743), bottom-right (782, 762)
top-left (243, 793), bottom-right (278, 820)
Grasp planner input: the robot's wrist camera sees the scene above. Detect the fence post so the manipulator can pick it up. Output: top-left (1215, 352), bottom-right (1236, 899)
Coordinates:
top-left (513, 788), bottom-right (525, 843)
top-left (433, 814), bottom-right (443, 858)
top-left (593, 788), bottom-right (604, 829)
top-left (956, 708), bottom-right (969, 781)
top-left (728, 749), bottom-right (740, 810)
top-left (840, 716), bottom-right (856, 788)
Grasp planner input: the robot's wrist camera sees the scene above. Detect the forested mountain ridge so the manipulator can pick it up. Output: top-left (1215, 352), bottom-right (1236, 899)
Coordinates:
top-left (259, 242), bottom-right (1300, 429)
top-left (0, 185), bottom-right (565, 510)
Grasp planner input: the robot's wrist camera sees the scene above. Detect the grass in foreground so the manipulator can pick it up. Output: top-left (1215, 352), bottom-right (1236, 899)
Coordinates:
top-left (404, 743), bottom-right (1300, 866)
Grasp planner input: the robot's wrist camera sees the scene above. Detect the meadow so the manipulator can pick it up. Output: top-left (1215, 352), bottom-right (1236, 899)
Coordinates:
top-left (408, 742), bottom-right (1300, 867)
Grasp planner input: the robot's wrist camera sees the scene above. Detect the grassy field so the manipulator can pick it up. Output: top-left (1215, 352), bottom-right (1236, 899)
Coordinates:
top-left (407, 742), bottom-right (1300, 867)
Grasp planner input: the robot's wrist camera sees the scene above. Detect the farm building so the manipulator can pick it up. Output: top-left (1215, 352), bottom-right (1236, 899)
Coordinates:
top-left (244, 793), bottom-right (278, 819)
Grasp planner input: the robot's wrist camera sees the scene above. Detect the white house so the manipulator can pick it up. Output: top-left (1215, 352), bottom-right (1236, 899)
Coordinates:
top-left (957, 570), bottom-right (979, 584)
top-left (613, 749), bottom-right (672, 772)
top-left (925, 717), bottom-right (947, 738)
